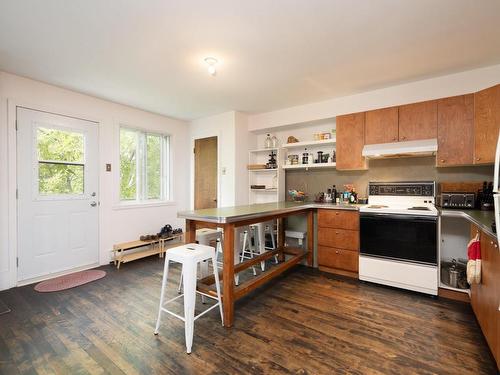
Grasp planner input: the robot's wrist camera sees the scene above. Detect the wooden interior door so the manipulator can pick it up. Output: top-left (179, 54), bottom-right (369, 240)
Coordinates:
top-left (336, 112), bottom-right (366, 170)
top-left (474, 84), bottom-right (500, 165)
top-left (398, 100), bottom-right (438, 141)
top-left (194, 136), bottom-right (218, 209)
top-left (436, 94), bottom-right (474, 167)
top-left (364, 107), bottom-right (399, 144)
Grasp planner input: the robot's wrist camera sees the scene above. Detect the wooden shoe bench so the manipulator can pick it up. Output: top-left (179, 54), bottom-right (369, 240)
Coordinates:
top-left (111, 234), bottom-right (184, 269)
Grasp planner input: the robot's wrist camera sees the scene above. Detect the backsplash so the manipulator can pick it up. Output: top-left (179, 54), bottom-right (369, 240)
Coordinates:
top-left (285, 157), bottom-right (494, 199)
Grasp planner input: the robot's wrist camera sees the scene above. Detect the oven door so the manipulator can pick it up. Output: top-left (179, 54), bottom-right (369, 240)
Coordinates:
top-left (360, 213), bottom-right (437, 265)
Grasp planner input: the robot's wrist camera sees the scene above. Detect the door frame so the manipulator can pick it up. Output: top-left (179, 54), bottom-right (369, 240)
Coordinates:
top-left (190, 130), bottom-right (221, 210)
top-left (6, 99), bottom-right (102, 288)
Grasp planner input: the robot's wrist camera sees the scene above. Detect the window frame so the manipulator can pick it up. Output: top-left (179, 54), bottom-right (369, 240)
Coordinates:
top-left (117, 125), bottom-right (172, 207)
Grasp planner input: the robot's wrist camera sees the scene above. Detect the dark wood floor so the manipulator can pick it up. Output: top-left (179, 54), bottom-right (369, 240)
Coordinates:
top-left (0, 257), bottom-right (497, 375)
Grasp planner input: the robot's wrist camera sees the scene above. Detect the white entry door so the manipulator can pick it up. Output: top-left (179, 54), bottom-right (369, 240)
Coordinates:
top-left (17, 108), bottom-right (99, 283)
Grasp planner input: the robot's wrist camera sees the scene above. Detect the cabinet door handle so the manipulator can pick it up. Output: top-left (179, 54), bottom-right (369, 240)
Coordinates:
top-left (335, 250), bottom-right (339, 254)
top-left (440, 159), bottom-right (446, 163)
top-left (392, 137), bottom-right (397, 141)
top-left (490, 241), bottom-right (494, 245)
top-left (401, 136), bottom-right (406, 140)
top-left (335, 231), bottom-right (339, 235)
top-left (335, 212), bottom-right (339, 216)
top-left (476, 157), bottom-right (481, 161)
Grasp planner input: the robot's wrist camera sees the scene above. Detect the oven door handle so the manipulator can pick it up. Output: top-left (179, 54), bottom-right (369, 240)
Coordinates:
top-left (360, 213), bottom-right (438, 222)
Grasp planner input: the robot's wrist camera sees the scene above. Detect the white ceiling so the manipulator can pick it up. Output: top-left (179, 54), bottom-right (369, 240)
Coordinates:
top-left (1, 1), bottom-right (500, 121)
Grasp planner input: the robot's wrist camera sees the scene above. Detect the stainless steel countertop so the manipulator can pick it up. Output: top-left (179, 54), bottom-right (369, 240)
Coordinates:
top-left (440, 209), bottom-right (496, 238)
top-left (177, 201), bottom-right (363, 223)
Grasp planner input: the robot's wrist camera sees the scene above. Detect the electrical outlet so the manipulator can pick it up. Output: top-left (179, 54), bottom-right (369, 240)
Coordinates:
top-left (106, 163), bottom-right (112, 172)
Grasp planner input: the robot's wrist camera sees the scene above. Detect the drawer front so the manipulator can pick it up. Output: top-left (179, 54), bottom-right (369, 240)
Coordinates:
top-left (318, 227), bottom-right (359, 250)
top-left (318, 209), bottom-right (359, 230)
top-left (318, 246), bottom-right (359, 272)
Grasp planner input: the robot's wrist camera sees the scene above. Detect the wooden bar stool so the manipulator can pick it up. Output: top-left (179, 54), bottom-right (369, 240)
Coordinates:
top-left (154, 243), bottom-right (223, 354)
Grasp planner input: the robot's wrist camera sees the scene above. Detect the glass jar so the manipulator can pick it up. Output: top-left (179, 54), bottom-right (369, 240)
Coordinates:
top-left (271, 135), bottom-right (279, 148)
top-left (264, 134), bottom-right (272, 148)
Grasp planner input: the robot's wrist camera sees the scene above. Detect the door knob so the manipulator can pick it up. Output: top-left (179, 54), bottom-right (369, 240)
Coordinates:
top-left (90, 201), bottom-right (97, 207)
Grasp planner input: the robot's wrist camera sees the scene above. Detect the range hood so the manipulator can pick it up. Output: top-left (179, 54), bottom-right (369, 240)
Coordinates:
top-left (362, 139), bottom-right (438, 159)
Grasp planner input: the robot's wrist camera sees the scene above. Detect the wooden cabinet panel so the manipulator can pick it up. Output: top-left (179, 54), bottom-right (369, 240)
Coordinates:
top-left (336, 113), bottom-right (366, 170)
top-left (474, 84), bottom-right (500, 164)
top-left (318, 227), bottom-right (359, 251)
top-left (317, 209), bottom-right (359, 230)
top-left (437, 94), bottom-right (474, 167)
top-left (365, 107), bottom-right (399, 144)
top-left (470, 227), bottom-right (500, 368)
top-left (398, 100), bottom-right (437, 141)
top-left (317, 246), bottom-right (358, 272)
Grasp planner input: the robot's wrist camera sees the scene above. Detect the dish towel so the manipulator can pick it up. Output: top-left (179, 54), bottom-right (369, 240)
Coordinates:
top-left (466, 233), bottom-right (481, 284)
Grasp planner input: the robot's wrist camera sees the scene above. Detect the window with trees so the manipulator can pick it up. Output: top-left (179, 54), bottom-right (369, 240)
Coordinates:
top-left (119, 127), bottom-right (170, 202)
top-left (37, 127), bottom-right (85, 195)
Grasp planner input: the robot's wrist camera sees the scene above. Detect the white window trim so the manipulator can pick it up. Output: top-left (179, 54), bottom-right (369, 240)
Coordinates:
top-left (114, 124), bottom-right (174, 209)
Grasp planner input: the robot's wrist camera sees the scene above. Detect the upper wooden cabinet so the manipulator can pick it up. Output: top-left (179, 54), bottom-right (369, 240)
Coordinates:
top-left (336, 112), bottom-right (367, 170)
top-left (398, 100), bottom-right (438, 141)
top-left (474, 84), bottom-right (500, 164)
top-left (365, 107), bottom-right (399, 144)
top-left (436, 94), bottom-right (474, 167)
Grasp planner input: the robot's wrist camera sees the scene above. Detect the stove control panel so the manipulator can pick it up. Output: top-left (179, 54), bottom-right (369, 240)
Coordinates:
top-left (368, 182), bottom-right (435, 197)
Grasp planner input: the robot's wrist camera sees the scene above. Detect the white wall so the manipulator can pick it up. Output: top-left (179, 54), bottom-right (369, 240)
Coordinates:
top-left (0, 71), bottom-right (190, 290)
top-left (189, 111), bottom-right (255, 208)
top-left (248, 64), bottom-right (500, 131)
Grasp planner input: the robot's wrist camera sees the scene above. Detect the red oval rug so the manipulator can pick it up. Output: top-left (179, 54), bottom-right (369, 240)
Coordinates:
top-left (34, 270), bottom-right (106, 292)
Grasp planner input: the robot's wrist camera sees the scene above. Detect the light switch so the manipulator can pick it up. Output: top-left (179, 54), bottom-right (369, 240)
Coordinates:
top-left (221, 167), bottom-right (226, 175)
top-left (106, 164), bottom-right (112, 172)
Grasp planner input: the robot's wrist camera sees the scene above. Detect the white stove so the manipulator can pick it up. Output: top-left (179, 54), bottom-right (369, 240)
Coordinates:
top-left (360, 181), bottom-right (438, 216)
top-left (359, 181), bottom-right (439, 295)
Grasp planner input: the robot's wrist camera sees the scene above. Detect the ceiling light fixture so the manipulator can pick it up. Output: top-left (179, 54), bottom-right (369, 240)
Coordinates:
top-left (204, 57), bottom-right (218, 76)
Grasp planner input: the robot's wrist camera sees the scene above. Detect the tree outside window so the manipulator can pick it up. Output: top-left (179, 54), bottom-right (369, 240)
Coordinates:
top-left (119, 127), bottom-right (170, 202)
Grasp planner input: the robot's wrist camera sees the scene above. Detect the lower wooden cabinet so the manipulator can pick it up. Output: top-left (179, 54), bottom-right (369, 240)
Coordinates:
top-left (317, 246), bottom-right (358, 273)
top-left (318, 228), bottom-right (359, 251)
top-left (317, 209), bottom-right (360, 277)
top-left (470, 225), bottom-right (500, 369)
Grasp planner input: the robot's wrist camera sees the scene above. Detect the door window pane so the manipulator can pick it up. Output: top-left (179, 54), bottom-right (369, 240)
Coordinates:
top-left (120, 128), bottom-right (138, 200)
top-left (146, 134), bottom-right (161, 199)
top-left (37, 127), bottom-right (85, 196)
top-left (39, 163), bottom-right (84, 195)
top-left (37, 127), bottom-right (84, 162)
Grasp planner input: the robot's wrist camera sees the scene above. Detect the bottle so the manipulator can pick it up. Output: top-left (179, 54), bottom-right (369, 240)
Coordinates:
top-left (332, 185), bottom-right (337, 202)
top-left (271, 135), bottom-right (279, 148)
top-left (302, 148), bottom-right (309, 164)
top-left (264, 134), bottom-right (272, 148)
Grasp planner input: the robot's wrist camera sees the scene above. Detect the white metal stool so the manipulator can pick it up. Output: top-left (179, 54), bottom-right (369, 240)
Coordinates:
top-left (154, 243), bottom-right (223, 354)
top-left (252, 221), bottom-right (278, 271)
top-left (177, 228), bottom-right (223, 295)
top-left (215, 230), bottom-right (248, 286)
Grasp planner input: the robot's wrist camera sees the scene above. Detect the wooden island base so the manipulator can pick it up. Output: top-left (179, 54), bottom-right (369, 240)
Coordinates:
top-left (182, 206), bottom-right (314, 327)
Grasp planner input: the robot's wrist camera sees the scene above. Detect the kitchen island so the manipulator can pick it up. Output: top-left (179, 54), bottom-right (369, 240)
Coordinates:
top-left (178, 202), bottom-right (317, 327)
